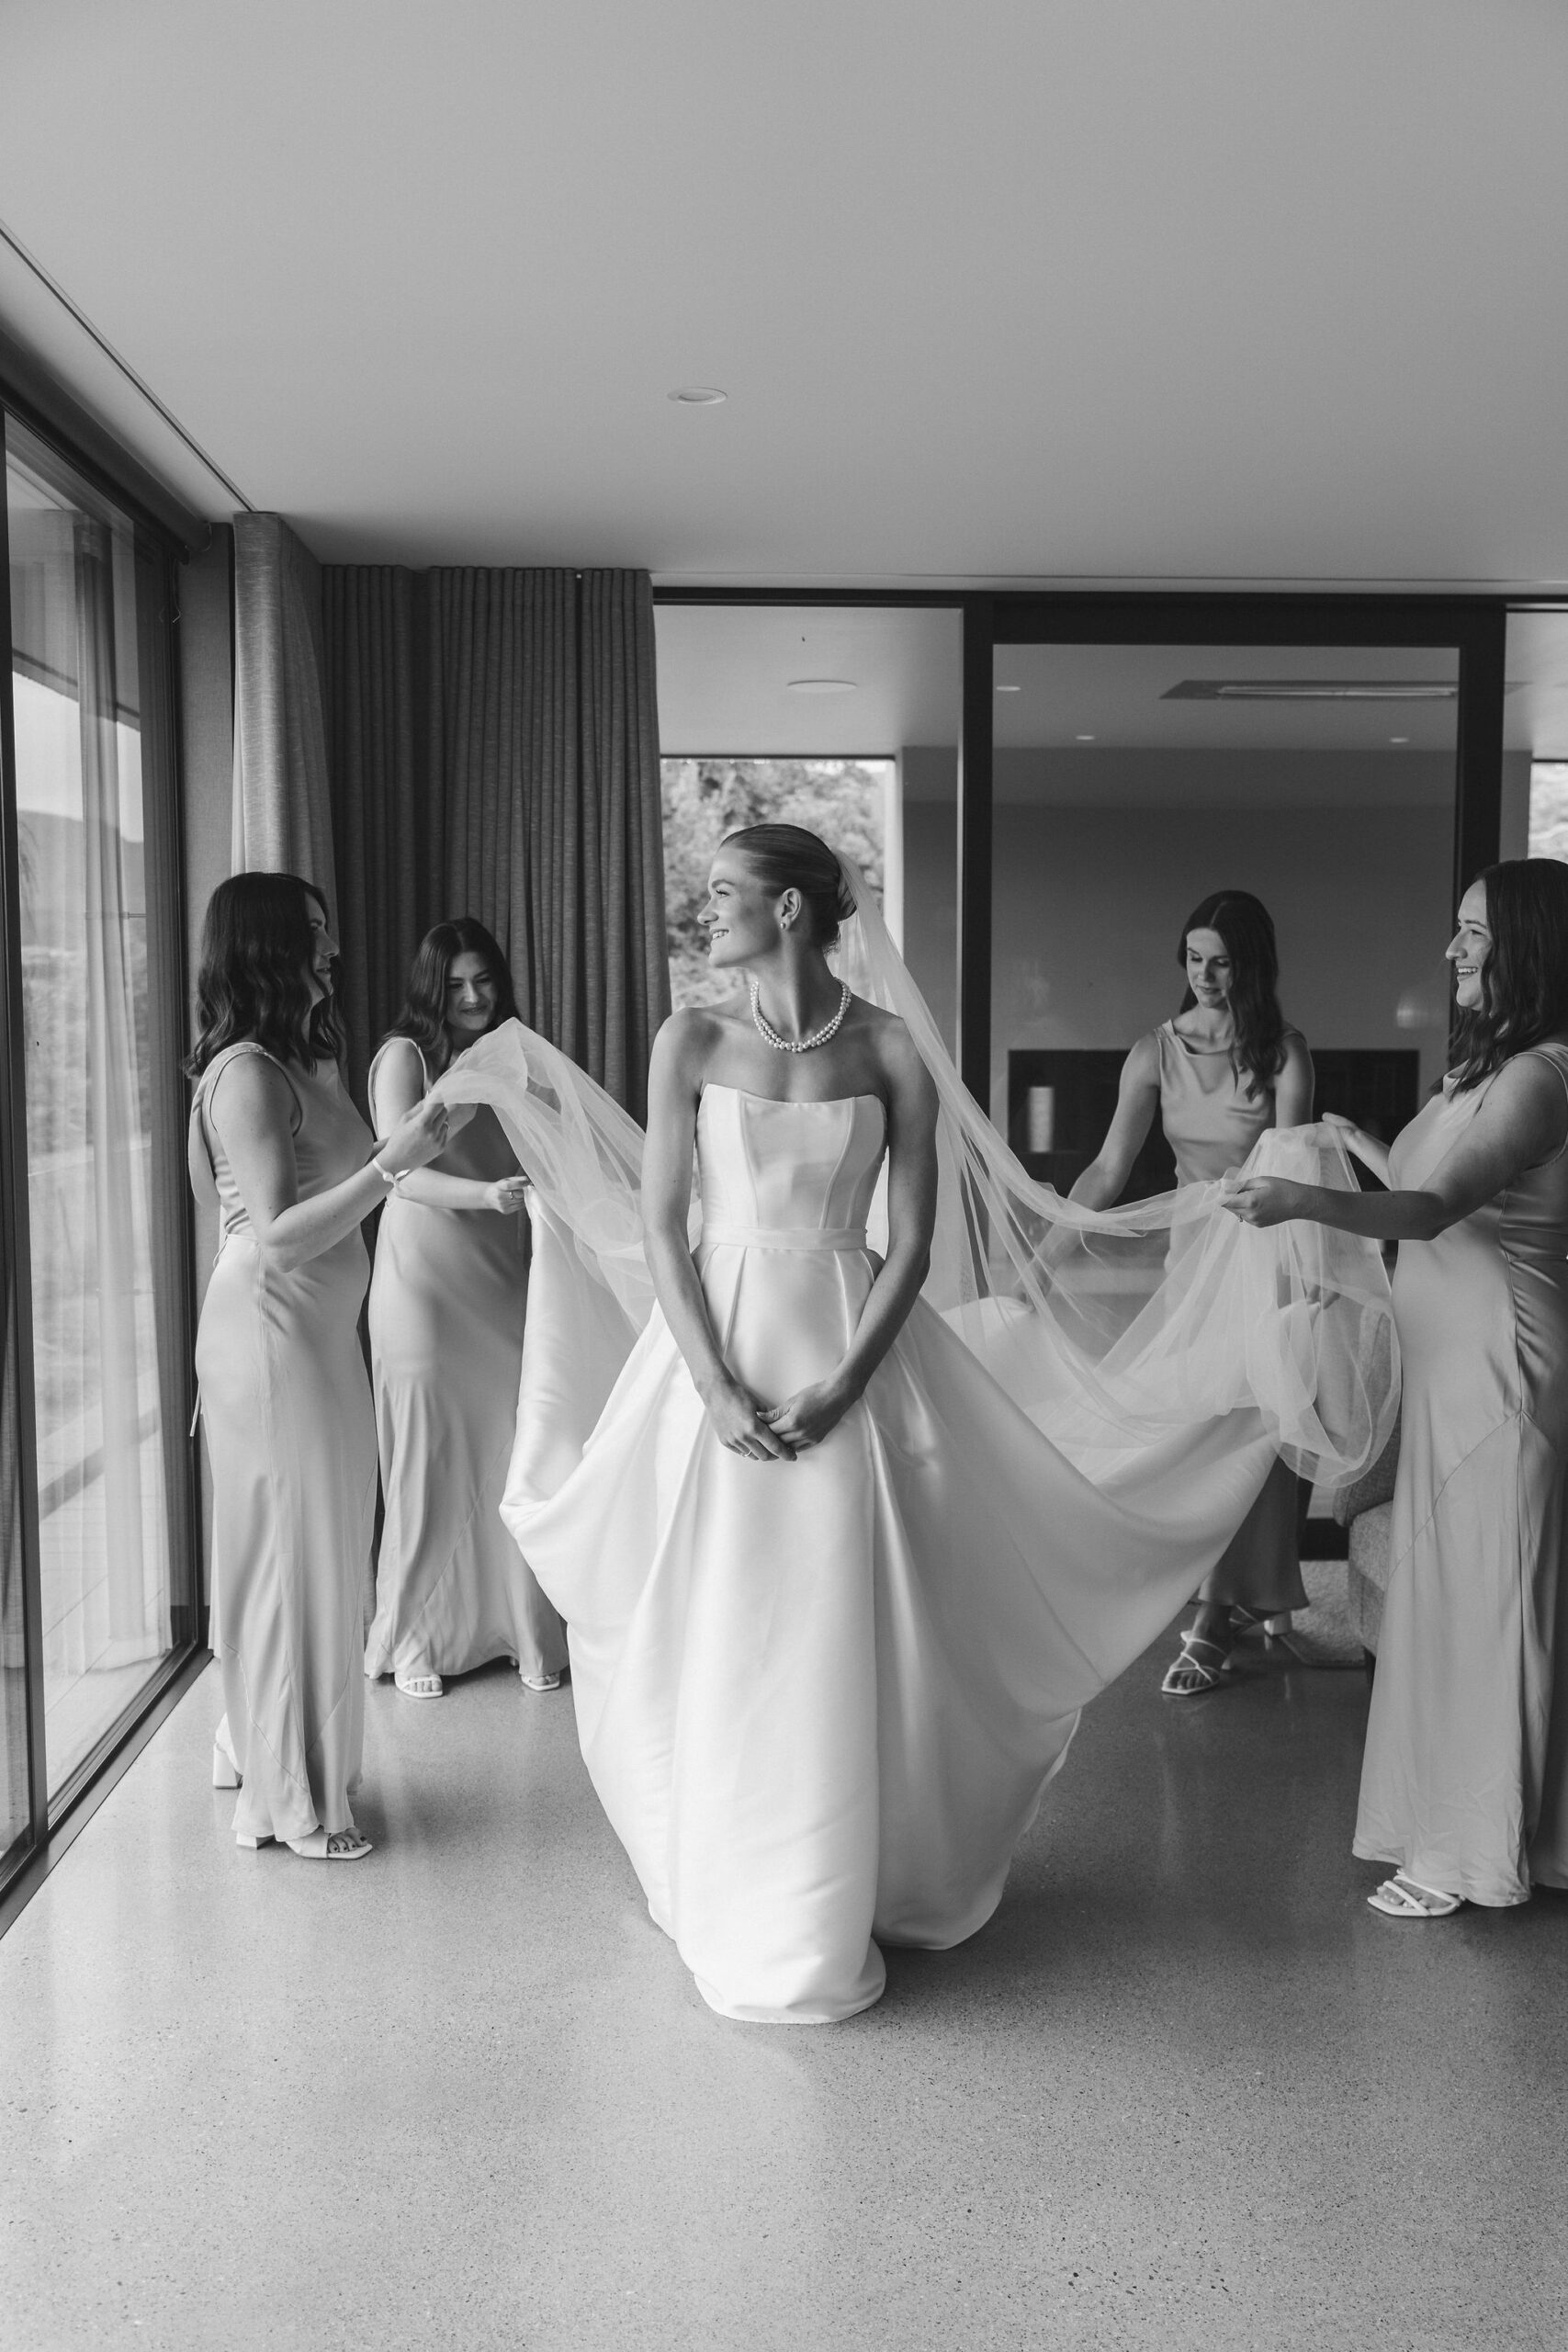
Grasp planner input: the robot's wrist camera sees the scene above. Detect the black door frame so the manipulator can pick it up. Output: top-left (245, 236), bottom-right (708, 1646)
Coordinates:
top-left (656, 586), bottom-right (1507, 1105)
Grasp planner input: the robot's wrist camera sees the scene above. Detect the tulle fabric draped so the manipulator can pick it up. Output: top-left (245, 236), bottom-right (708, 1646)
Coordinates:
top-left (435, 854), bottom-right (1397, 1502)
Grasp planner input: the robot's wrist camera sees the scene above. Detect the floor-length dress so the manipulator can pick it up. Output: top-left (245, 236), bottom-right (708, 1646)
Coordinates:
top-left (364, 1039), bottom-right (565, 1685)
top-left (191, 1044), bottom-right (378, 1845)
top-left (1354, 1043), bottom-right (1568, 1904)
top-left (1155, 1021), bottom-right (1308, 1617)
top-left (506, 1082), bottom-right (1300, 2024)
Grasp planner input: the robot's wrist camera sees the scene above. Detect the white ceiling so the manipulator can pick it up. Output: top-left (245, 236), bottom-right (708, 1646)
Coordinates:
top-left (5, 3), bottom-right (1568, 590)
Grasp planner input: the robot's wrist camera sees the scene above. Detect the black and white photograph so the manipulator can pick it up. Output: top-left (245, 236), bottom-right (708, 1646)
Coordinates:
top-left (2, 6), bottom-right (1566, 2347)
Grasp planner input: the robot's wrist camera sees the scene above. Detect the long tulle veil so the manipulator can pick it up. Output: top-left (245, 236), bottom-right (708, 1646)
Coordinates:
top-left (436, 847), bottom-right (1397, 1493)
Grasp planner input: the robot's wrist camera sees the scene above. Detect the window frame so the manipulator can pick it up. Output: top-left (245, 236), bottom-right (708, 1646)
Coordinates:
top-left (0, 388), bottom-right (205, 1921)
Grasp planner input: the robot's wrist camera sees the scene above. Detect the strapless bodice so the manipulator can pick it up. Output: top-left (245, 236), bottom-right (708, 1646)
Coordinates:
top-left (696, 1084), bottom-right (886, 1247)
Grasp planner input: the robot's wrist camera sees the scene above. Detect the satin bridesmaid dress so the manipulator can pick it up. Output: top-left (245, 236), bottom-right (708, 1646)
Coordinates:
top-left (1155, 1020), bottom-right (1309, 1619)
top-left (191, 1044), bottom-right (378, 1846)
top-left (1355, 1042), bottom-right (1568, 1905)
top-left (364, 1037), bottom-right (566, 1688)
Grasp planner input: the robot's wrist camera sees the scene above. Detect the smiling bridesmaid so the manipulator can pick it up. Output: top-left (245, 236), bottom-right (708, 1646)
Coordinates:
top-left (1227, 862), bottom-right (1568, 1917)
top-left (364, 919), bottom-right (568, 1701)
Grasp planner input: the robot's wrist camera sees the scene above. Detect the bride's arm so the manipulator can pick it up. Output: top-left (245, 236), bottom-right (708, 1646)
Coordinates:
top-left (641, 1015), bottom-right (795, 1463)
top-left (764, 1029), bottom-right (939, 1452)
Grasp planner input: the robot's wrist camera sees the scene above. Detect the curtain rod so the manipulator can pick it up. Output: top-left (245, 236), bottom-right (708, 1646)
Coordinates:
top-left (0, 214), bottom-right (253, 514)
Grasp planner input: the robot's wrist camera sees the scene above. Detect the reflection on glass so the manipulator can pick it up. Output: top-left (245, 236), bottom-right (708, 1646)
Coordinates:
top-left (6, 424), bottom-right (175, 1793)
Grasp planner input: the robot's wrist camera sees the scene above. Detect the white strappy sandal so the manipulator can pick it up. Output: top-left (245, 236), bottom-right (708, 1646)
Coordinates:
top-left (1160, 1630), bottom-right (1235, 1697)
top-left (394, 1668), bottom-right (445, 1700)
top-left (1367, 1872), bottom-right (1461, 1918)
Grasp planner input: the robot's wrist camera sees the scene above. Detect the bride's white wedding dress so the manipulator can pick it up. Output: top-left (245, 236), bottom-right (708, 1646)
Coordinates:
top-left (436, 855), bottom-right (1395, 2024)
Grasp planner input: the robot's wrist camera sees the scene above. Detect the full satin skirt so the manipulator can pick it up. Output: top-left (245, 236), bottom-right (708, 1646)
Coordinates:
top-left (198, 1230), bottom-right (376, 1844)
top-left (509, 1225), bottom-right (1279, 2023)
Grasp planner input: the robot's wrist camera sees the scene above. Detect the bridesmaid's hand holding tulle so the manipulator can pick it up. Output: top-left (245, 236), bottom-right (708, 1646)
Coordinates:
top-left (479, 1176), bottom-right (531, 1215)
top-left (1222, 1174), bottom-right (1307, 1227)
top-left (381, 1095), bottom-right (451, 1175)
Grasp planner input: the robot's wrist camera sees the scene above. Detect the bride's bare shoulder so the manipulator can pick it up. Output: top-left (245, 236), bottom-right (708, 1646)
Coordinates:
top-left (653, 1005), bottom-right (747, 1082)
top-left (857, 1004), bottom-right (937, 1099)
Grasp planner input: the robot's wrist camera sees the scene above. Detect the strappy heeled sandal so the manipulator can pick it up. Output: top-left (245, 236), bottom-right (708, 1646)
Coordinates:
top-left (1367, 1872), bottom-right (1461, 1918)
top-left (1263, 1613), bottom-right (1312, 1664)
top-left (1160, 1630), bottom-right (1235, 1697)
top-left (394, 1668), bottom-right (444, 1700)
top-left (520, 1668), bottom-right (563, 1693)
top-left (287, 1826), bottom-right (373, 1861)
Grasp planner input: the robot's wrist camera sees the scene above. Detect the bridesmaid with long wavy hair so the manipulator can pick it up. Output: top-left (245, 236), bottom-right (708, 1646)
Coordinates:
top-left (364, 918), bottom-right (568, 1700)
top-left (1069, 888), bottom-right (1315, 1694)
top-left (1228, 860), bottom-right (1568, 1917)
top-left (189, 874), bottom-right (447, 1859)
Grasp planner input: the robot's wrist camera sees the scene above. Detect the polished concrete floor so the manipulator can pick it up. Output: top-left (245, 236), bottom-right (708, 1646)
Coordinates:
top-left (3, 1612), bottom-right (1566, 2352)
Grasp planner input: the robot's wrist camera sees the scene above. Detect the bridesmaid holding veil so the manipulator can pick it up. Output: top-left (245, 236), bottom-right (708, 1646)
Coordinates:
top-left (189, 875), bottom-right (448, 1859)
top-left (1069, 890), bottom-right (1315, 1695)
top-left (434, 829), bottom-right (1393, 2023)
top-left (364, 920), bottom-right (567, 1700)
top-left (1227, 861), bottom-right (1568, 1918)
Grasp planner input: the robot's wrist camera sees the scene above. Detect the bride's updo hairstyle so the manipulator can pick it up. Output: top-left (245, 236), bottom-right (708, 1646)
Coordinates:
top-left (723, 823), bottom-right (857, 951)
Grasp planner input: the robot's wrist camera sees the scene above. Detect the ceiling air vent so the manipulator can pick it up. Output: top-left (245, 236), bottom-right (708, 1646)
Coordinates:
top-left (1163, 679), bottom-right (1458, 702)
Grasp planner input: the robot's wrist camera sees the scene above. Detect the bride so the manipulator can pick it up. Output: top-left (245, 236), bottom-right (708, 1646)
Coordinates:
top-left (437, 824), bottom-right (1395, 2024)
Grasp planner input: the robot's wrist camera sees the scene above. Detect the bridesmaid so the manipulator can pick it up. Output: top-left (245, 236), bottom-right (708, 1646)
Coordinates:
top-left (1227, 860), bottom-right (1568, 1917)
top-left (1069, 889), bottom-right (1315, 1694)
top-left (189, 874), bottom-right (448, 1859)
top-left (364, 919), bottom-right (568, 1701)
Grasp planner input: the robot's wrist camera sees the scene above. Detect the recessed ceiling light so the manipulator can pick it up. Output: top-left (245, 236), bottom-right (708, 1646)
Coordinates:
top-left (1076, 732), bottom-right (1096, 741)
top-left (996, 683), bottom-right (1021, 694)
top-left (668, 386), bottom-right (727, 404)
top-left (787, 678), bottom-right (856, 695)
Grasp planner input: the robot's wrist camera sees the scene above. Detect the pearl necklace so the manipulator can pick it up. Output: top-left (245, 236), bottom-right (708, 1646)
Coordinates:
top-left (750, 978), bottom-right (852, 1054)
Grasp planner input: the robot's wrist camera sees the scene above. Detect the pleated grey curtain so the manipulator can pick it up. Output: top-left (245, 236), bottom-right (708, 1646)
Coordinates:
top-left (319, 564), bottom-right (436, 1106)
top-left (319, 565), bottom-right (668, 1120)
top-left (231, 514), bottom-right (336, 906)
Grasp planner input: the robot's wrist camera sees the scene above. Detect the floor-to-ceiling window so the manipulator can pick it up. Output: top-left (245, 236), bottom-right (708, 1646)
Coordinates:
top-left (0, 406), bottom-right (196, 1893)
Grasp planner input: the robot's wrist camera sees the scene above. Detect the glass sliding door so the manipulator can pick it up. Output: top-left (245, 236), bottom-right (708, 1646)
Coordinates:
top-left (4, 414), bottom-right (193, 1812)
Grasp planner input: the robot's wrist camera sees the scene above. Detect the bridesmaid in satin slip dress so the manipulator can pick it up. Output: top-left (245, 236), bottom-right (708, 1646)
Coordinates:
top-left (1070, 890), bottom-right (1314, 1694)
top-left (188, 876), bottom-right (448, 1860)
top-left (364, 920), bottom-right (567, 1700)
top-left (1229, 861), bottom-right (1568, 1918)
